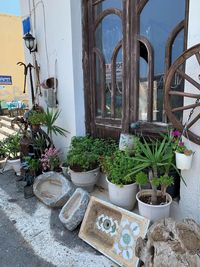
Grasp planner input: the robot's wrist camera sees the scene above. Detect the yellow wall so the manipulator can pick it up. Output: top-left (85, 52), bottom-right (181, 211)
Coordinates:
top-left (0, 14), bottom-right (28, 102)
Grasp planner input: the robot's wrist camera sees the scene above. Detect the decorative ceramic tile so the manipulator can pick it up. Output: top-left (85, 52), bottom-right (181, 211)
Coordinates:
top-left (79, 196), bottom-right (150, 267)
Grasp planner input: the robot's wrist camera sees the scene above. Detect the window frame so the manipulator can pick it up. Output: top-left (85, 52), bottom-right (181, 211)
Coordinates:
top-left (82, 0), bottom-right (190, 138)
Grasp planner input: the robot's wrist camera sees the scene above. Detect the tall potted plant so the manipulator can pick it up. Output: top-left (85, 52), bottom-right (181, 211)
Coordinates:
top-left (135, 172), bottom-right (173, 222)
top-left (102, 150), bottom-right (138, 210)
top-left (42, 108), bottom-right (68, 144)
top-left (128, 136), bottom-right (180, 221)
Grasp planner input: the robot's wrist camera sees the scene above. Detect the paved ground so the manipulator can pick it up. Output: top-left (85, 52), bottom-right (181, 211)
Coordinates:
top-left (0, 170), bottom-right (117, 267)
top-left (0, 209), bottom-right (55, 267)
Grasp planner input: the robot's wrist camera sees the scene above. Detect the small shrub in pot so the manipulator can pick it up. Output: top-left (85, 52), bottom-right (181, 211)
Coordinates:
top-left (102, 150), bottom-right (138, 210)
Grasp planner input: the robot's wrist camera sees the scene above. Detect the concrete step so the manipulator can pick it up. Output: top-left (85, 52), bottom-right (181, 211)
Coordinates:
top-left (0, 116), bottom-right (14, 123)
top-left (0, 119), bottom-right (19, 131)
top-left (0, 126), bottom-right (17, 137)
top-left (0, 132), bottom-right (7, 141)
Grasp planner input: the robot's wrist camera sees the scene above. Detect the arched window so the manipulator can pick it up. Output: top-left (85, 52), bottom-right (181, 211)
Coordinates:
top-left (82, 0), bottom-right (189, 138)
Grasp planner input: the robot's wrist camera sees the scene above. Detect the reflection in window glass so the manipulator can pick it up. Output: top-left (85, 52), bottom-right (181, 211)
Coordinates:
top-left (140, 0), bottom-right (185, 121)
top-left (95, 55), bottom-right (102, 116)
top-left (95, 14), bottom-right (122, 117)
top-left (172, 30), bottom-right (184, 64)
top-left (94, 0), bottom-right (122, 18)
top-left (115, 48), bottom-right (123, 118)
top-left (95, 14), bottom-right (122, 63)
top-left (139, 57), bottom-right (148, 121)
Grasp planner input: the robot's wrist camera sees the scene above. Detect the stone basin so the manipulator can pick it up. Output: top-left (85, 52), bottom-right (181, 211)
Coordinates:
top-left (33, 171), bottom-right (74, 208)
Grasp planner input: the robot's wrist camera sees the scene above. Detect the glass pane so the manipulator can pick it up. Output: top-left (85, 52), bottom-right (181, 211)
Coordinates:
top-left (95, 55), bottom-right (102, 116)
top-left (94, 0), bottom-right (122, 18)
top-left (115, 48), bottom-right (123, 118)
top-left (172, 30), bottom-right (185, 64)
top-left (140, 0), bottom-right (186, 122)
top-left (139, 57), bottom-right (148, 121)
top-left (95, 14), bottom-right (122, 117)
top-left (95, 14), bottom-right (122, 63)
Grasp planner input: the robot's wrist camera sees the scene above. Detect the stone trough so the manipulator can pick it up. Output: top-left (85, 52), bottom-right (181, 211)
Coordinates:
top-left (59, 188), bottom-right (90, 231)
top-left (33, 172), bottom-right (74, 208)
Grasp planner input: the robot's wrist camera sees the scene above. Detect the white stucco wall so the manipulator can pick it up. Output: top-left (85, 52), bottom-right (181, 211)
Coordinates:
top-left (179, 0), bottom-right (200, 223)
top-left (20, 0), bottom-right (85, 158)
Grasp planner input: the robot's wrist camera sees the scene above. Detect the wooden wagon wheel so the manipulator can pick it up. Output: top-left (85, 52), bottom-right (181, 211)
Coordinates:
top-left (165, 43), bottom-right (200, 145)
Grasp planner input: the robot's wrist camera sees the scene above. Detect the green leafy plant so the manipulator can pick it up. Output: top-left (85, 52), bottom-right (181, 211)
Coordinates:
top-left (24, 156), bottom-right (40, 174)
top-left (66, 136), bottom-right (117, 172)
top-left (127, 137), bottom-right (181, 204)
top-left (0, 140), bottom-right (7, 159)
top-left (4, 134), bottom-right (20, 159)
top-left (136, 172), bottom-right (174, 200)
top-left (28, 111), bottom-right (45, 125)
top-left (102, 150), bottom-right (136, 186)
top-left (135, 171), bottom-right (148, 191)
top-left (42, 108), bottom-right (68, 143)
top-left (175, 140), bottom-right (193, 156)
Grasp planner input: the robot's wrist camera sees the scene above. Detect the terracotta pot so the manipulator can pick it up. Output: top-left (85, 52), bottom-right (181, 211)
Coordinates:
top-left (31, 124), bottom-right (40, 131)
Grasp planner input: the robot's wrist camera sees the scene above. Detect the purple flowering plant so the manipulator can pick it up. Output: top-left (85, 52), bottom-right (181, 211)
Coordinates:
top-left (171, 130), bottom-right (193, 155)
top-left (40, 147), bottom-right (61, 171)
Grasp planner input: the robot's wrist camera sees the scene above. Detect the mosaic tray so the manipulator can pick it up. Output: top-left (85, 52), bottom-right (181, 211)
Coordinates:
top-left (79, 196), bottom-right (150, 267)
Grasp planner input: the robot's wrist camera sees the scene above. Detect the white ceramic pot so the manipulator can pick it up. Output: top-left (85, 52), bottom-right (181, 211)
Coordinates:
top-left (8, 158), bottom-right (21, 176)
top-left (106, 177), bottom-right (138, 210)
top-left (175, 152), bottom-right (193, 170)
top-left (136, 190), bottom-right (172, 222)
top-left (96, 172), bottom-right (108, 190)
top-left (68, 167), bottom-right (100, 192)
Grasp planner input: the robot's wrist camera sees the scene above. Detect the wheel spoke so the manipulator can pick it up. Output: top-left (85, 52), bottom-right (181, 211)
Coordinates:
top-left (169, 91), bottom-right (200, 99)
top-left (187, 113), bottom-right (200, 129)
top-left (172, 102), bottom-right (200, 112)
top-left (176, 69), bottom-right (200, 91)
top-left (195, 52), bottom-right (200, 66)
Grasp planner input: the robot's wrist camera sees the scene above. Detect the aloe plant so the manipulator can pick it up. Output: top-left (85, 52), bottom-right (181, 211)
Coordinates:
top-left (42, 108), bottom-right (69, 143)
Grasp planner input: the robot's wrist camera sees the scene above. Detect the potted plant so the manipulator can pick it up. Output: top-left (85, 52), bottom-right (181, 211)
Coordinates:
top-left (40, 147), bottom-right (61, 172)
top-left (66, 136), bottom-right (100, 192)
top-left (23, 156), bottom-right (40, 198)
top-left (128, 136), bottom-right (180, 221)
top-left (93, 138), bottom-right (117, 189)
top-left (4, 134), bottom-right (21, 175)
top-left (42, 108), bottom-right (68, 144)
top-left (135, 172), bottom-right (173, 222)
top-left (102, 150), bottom-right (138, 210)
top-left (28, 111), bottom-right (45, 131)
top-left (175, 140), bottom-right (193, 170)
